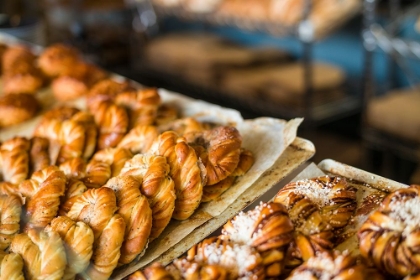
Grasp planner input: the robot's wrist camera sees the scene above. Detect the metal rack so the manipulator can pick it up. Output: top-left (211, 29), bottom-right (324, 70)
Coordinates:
top-left (133, 0), bottom-right (363, 127)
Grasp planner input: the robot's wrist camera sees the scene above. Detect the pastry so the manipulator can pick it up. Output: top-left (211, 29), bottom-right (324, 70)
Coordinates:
top-left (155, 104), bottom-right (179, 126)
top-left (86, 78), bottom-right (134, 110)
top-left (59, 179), bottom-right (88, 216)
top-left (37, 43), bottom-right (81, 78)
top-left (0, 93), bottom-right (40, 127)
top-left (0, 194), bottom-right (22, 250)
top-left (117, 125), bottom-right (159, 154)
top-left (0, 252), bottom-right (25, 280)
top-left (0, 137), bottom-right (30, 185)
top-left (157, 117), bottom-right (205, 135)
top-left (91, 147), bottom-right (133, 177)
top-left (120, 154), bottom-right (176, 240)
top-left (48, 216), bottom-right (94, 280)
top-left (149, 131), bottom-right (205, 220)
top-left (83, 159), bottom-right (112, 188)
top-left (29, 137), bottom-right (50, 175)
top-left (105, 175), bottom-right (153, 264)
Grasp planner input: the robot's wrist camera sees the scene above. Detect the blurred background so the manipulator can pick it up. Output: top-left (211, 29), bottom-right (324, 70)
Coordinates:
top-left (1, 0), bottom-right (420, 184)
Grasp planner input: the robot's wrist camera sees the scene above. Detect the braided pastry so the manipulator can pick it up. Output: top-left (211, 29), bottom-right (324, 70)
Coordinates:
top-left (70, 111), bottom-right (98, 160)
top-left (29, 137), bottom-right (50, 175)
top-left (222, 202), bottom-right (294, 277)
top-left (67, 187), bottom-right (125, 279)
top-left (202, 148), bottom-right (254, 202)
top-left (87, 78), bottom-right (134, 110)
top-left (0, 137), bottom-right (30, 185)
top-left (10, 227), bottom-right (67, 280)
top-left (0, 182), bottom-right (24, 203)
top-left (115, 88), bottom-right (161, 127)
top-left (0, 252), bottom-right (25, 280)
top-left (0, 194), bottom-right (22, 250)
top-left (84, 159), bottom-right (112, 188)
top-left (286, 251), bottom-right (380, 280)
top-left (128, 263), bottom-right (176, 280)
top-left (0, 93), bottom-right (40, 127)
top-left (155, 104), bottom-right (179, 126)
top-left (91, 147), bottom-right (133, 177)
top-left (105, 175), bottom-right (153, 265)
top-left (38, 43), bottom-right (81, 77)
top-left (274, 176), bottom-right (357, 267)
top-left (59, 179), bottom-right (87, 216)
top-left (149, 131), bottom-right (205, 220)
top-left (176, 236), bottom-right (265, 279)
top-left (48, 216), bottom-right (94, 280)
top-left (185, 126), bottom-right (242, 186)
top-left (358, 184), bottom-right (420, 278)
top-left (170, 260), bottom-right (229, 280)
top-left (59, 157), bottom-right (87, 180)
top-left (117, 125), bottom-right (159, 154)
top-left (19, 165), bottom-right (66, 229)
top-left (121, 154), bottom-right (176, 240)
top-left (157, 117), bottom-right (205, 135)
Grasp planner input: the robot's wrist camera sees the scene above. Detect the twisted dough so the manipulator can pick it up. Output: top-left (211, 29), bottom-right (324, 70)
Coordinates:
top-left (155, 104), bottom-right (178, 126)
top-left (0, 93), bottom-right (40, 128)
top-left (0, 137), bottom-right (30, 185)
top-left (157, 117), bottom-right (205, 136)
top-left (67, 187), bottom-right (125, 280)
top-left (0, 194), bottom-right (22, 250)
top-left (286, 251), bottom-right (379, 280)
top-left (59, 157), bottom-right (87, 180)
top-left (185, 125), bottom-right (242, 186)
top-left (105, 175), bottom-right (153, 265)
top-left (86, 78), bottom-right (134, 110)
top-left (19, 165), bottom-right (66, 230)
top-left (222, 202), bottom-right (294, 277)
top-left (84, 159), bottom-right (112, 188)
top-left (149, 131), bottom-right (205, 220)
top-left (29, 137), bottom-right (50, 175)
top-left (358, 185), bottom-right (420, 278)
top-left (117, 125), bottom-right (159, 154)
top-left (0, 252), bottom-right (25, 280)
top-left (178, 236), bottom-right (265, 279)
top-left (10, 228), bottom-right (67, 280)
top-left (128, 263), bottom-right (176, 280)
top-left (121, 154), bottom-right (176, 240)
top-left (91, 147), bottom-right (133, 177)
top-left (59, 179), bottom-right (87, 216)
top-left (48, 216), bottom-right (94, 280)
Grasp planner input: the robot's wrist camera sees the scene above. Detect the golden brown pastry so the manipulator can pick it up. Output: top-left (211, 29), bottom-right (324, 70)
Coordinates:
top-left (0, 93), bottom-right (40, 127)
top-left (117, 124), bottom-right (159, 154)
top-left (19, 165), bottom-right (66, 229)
top-left (70, 111), bottom-right (98, 160)
top-left (59, 179), bottom-right (88, 216)
top-left (222, 202), bottom-right (294, 277)
top-left (157, 117), bottom-right (205, 135)
top-left (358, 185), bottom-right (420, 278)
top-left (120, 154), bottom-right (176, 240)
top-left (105, 175), bottom-right (153, 265)
top-left (149, 131), bottom-right (205, 220)
top-left (48, 216), bottom-right (94, 280)
top-left (128, 263), bottom-right (176, 280)
top-left (10, 227), bottom-right (67, 280)
top-left (115, 88), bottom-right (161, 127)
top-left (274, 176), bottom-right (357, 267)
top-left (37, 43), bottom-right (81, 78)
top-left (59, 157), bottom-right (87, 180)
top-left (0, 182), bottom-right (24, 204)
top-left (83, 159), bottom-right (112, 188)
top-left (0, 252), bottom-right (25, 280)
top-left (29, 137), bottom-right (50, 175)
top-left (0, 194), bottom-right (22, 250)
top-left (0, 137), bottom-right (30, 185)
top-left (169, 261), bottom-right (229, 280)
top-left (286, 251), bottom-right (381, 280)
top-left (91, 147), bottom-right (133, 177)
top-left (87, 78), bottom-right (134, 110)
top-left (185, 125), bottom-right (242, 186)
top-left (41, 106), bottom-right (80, 122)
top-left (155, 104), bottom-right (178, 126)
top-left (175, 236), bottom-right (265, 279)
top-left (67, 187), bottom-right (125, 280)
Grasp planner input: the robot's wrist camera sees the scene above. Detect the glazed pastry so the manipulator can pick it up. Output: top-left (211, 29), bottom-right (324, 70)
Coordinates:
top-left (0, 194), bottom-right (22, 250)
top-left (86, 78), bottom-right (135, 111)
top-left (222, 202), bottom-right (294, 277)
top-left (120, 154), bottom-right (176, 240)
top-left (70, 111), bottom-right (98, 160)
top-left (67, 187), bottom-right (125, 280)
top-left (59, 157), bottom-right (87, 180)
top-left (0, 93), bottom-right (40, 127)
top-left (202, 148), bottom-right (254, 202)
top-left (91, 147), bottom-right (133, 177)
top-left (149, 131), bottom-right (205, 220)
top-left (170, 261), bottom-right (228, 280)
top-left (0, 137), bottom-right (30, 185)
top-left (358, 184), bottom-right (420, 278)
top-left (0, 182), bottom-right (24, 204)
top-left (48, 216), bottom-right (94, 280)
top-left (175, 236), bottom-right (265, 279)
top-left (59, 179), bottom-right (88, 216)
top-left (105, 175), bottom-right (153, 264)
top-left (37, 43), bottom-right (81, 78)
top-left (83, 159), bottom-right (112, 188)
top-left (274, 176), bottom-right (357, 267)
top-left (19, 165), bottom-right (66, 229)
top-left (0, 252), bottom-right (25, 280)
top-left (29, 137), bottom-right (50, 175)
top-left (128, 263), bottom-right (176, 280)
top-left (115, 88), bottom-right (161, 127)
top-left (117, 125), bottom-right (159, 154)
top-left (184, 125), bottom-right (242, 186)
top-left (286, 251), bottom-right (381, 280)
top-left (10, 227), bottom-right (67, 280)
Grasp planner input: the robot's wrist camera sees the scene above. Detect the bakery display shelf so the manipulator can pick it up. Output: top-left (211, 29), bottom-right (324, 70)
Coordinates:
top-left (151, 0), bottom-right (362, 41)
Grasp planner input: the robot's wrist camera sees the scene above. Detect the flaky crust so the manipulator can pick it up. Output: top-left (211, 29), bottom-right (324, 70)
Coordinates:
top-left (121, 154), bottom-right (176, 240)
top-left (0, 194), bottom-right (22, 250)
top-left (117, 125), bottom-right (159, 154)
top-left (358, 185), bottom-right (420, 277)
top-left (49, 216), bottom-right (94, 280)
top-left (59, 179), bottom-right (87, 216)
top-left (10, 228), bottom-right (67, 280)
top-left (59, 157), bottom-right (87, 180)
top-left (0, 253), bottom-right (25, 280)
top-left (128, 263), bottom-right (176, 280)
top-left (84, 160), bottom-right (112, 188)
top-left (185, 126), bottom-right (242, 186)
top-left (91, 147), bottom-right (133, 177)
top-left (87, 78), bottom-right (134, 110)
top-left (19, 165), bottom-right (66, 229)
top-left (155, 104), bottom-right (178, 126)
top-left (150, 131), bottom-right (204, 220)
top-left (105, 175), bottom-right (153, 265)
top-left (29, 137), bottom-right (50, 175)
top-left (222, 202), bottom-right (294, 277)
top-left (0, 93), bottom-right (39, 128)
top-left (71, 111), bottom-right (98, 160)
top-left (0, 137), bottom-right (30, 185)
